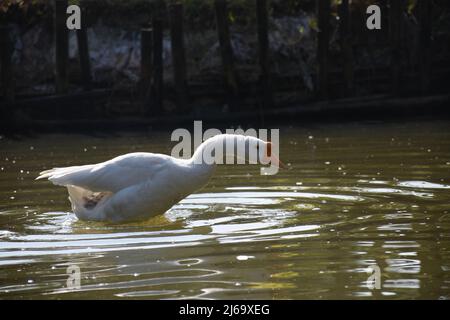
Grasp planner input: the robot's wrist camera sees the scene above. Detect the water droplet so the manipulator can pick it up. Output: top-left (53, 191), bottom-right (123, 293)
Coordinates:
top-left (236, 255), bottom-right (254, 261)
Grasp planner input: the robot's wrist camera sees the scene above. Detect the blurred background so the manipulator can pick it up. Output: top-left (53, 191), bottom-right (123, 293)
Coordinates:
top-left (0, 0), bottom-right (449, 131)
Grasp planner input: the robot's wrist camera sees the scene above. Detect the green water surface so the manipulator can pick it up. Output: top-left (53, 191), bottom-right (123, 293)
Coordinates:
top-left (0, 120), bottom-right (449, 299)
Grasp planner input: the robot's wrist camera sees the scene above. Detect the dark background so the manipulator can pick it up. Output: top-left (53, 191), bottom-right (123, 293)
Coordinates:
top-left (0, 0), bottom-right (449, 132)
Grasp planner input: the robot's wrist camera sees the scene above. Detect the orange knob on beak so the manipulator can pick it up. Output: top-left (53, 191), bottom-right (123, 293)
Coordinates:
top-left (266, 142), bottom-right (288, 169)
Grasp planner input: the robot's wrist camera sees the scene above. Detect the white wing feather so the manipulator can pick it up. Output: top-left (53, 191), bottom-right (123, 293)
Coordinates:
top-left (36, 152), bottom-right (170, 192)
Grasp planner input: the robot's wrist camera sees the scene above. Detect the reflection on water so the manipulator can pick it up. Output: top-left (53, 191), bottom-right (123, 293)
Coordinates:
top-left (0, 120), bottom-right (449, 299)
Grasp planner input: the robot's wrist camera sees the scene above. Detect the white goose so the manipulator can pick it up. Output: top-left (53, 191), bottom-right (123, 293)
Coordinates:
top-left (37, 134), bottom-right (284, 223)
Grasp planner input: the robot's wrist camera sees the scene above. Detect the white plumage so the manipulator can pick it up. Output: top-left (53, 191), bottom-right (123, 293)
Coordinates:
top-left (36, 134), bottom-right (279, 223)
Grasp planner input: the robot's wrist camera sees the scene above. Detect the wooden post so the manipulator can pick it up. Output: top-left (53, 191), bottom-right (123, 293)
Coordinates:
top-left (214, 0), bottom-right (239, 111)
top-left (54, 0), bottom-right (69, 94)
top-left (317, 0), bottom-right (330, 99)
top-left (339, 0), bottom-right (354, 96)
top-left (141, 28), bottom-right (153, 97)
top-left (418, 0), bottom-right (432, 95)
top-left (76, 29), bottom-right (91, 90)
top-left (169, 2), bottom-right (188, 111)
top-left (76, 3), bottom-right (92, 91)
top-left (0, 25), bottom-right (14, 103)
top-left (389, 0), bottom-right (405, 96)
top-left (256, 0), bottom-right (273, 109)
top-left (151, 16), bottom-right (164, 114)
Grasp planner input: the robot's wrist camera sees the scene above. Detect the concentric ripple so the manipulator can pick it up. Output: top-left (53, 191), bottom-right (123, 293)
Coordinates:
top-left (1, 121), bottom-right (450, 299)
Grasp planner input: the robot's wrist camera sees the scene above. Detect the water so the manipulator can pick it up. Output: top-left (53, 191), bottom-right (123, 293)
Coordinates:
top-left (0, 120), bottom-right (449, 299)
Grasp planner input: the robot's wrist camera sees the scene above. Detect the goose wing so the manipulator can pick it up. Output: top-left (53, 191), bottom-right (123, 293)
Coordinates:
top-left (36, 152), bottom-right (170, 192)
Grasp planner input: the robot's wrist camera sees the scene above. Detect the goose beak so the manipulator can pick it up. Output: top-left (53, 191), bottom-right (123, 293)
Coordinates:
top-left (266, 142), bottom-right (288, 169)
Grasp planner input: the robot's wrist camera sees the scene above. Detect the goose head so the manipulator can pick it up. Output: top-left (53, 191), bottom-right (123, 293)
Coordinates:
top-left (192, 134), bottom-right (286, 170)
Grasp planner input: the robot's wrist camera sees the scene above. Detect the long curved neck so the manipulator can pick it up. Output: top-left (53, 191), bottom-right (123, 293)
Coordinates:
top-left (191, 139), bottom-right (210, 166)
top-left (191, 135), bottom-right (221, 165)
top-left (182, 136), bottom-right (226, 189)
top-left (190, 134), bottom-right (243, 165)
top-left (183, 134), bottom-right (248, 189)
